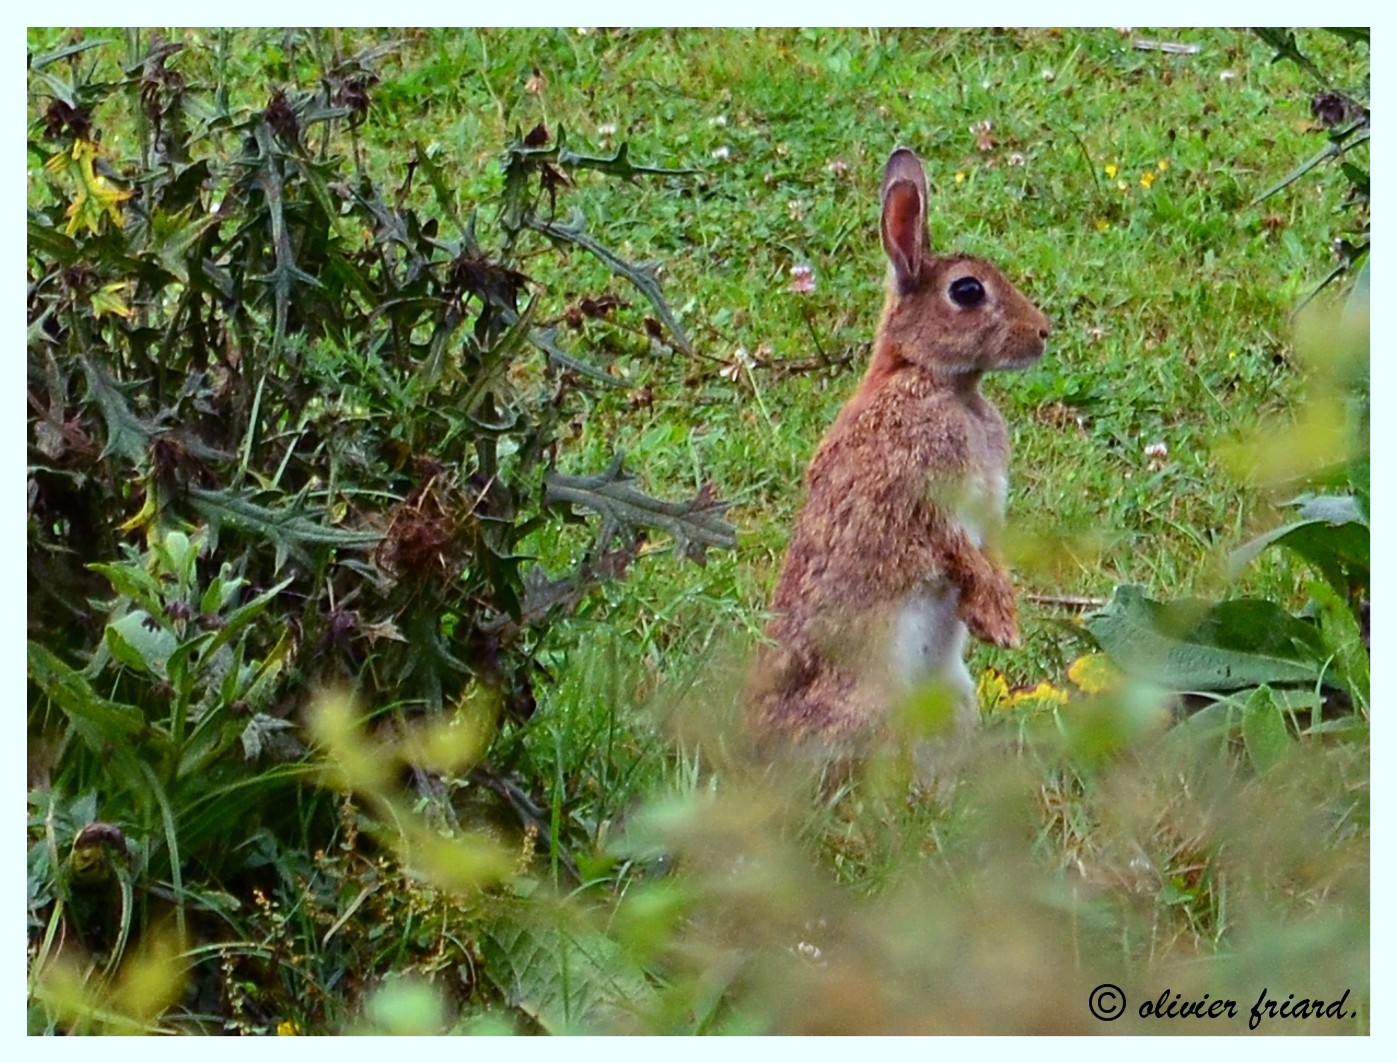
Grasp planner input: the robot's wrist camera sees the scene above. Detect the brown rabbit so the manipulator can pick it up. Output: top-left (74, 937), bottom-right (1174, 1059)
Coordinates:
top-left (748, 147), bottom-right (1049, 758)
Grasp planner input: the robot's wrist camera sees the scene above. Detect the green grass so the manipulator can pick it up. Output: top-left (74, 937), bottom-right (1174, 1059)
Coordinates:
top-left (27, 27), bottom-right (1368, 1034)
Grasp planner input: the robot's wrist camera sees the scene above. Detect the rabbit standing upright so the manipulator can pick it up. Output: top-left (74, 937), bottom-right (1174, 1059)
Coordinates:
top-left (749, 147), bottom-right (1049, 760)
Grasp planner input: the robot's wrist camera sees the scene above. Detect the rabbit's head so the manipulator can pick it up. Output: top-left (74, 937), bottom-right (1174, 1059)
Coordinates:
top-left (877, 148), bottom-right (1049, 377)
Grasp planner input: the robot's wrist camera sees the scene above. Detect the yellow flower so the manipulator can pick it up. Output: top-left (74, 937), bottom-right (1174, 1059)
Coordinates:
top-left (1104, 162), bottom-right (1118, 179)
top-left (277, 1020), bottom-right (300, 1036)
top-left (1156, 159), bottom-right (1170, 172)
top-left (977, 667), bottom-right (1010, 711)
top-left (1140, 170), bottom-right (1156, 189)
top-left (954, 171), bottom-right (967, 184)
top-left (1005, 680), bottom-right (1070, 708)
top-left (1094, 218), bottom-right (1110, 232)
top-left (1067, 653), bottom-right (1124, 695)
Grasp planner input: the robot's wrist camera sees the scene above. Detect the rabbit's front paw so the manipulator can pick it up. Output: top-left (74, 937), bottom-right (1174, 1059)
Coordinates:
top-left (961, 575), bottom-right (1020, 649)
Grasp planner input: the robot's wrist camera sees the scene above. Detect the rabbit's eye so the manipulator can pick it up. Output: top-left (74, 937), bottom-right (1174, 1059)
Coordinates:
top-left (948, 276), bottom-right (986, 308)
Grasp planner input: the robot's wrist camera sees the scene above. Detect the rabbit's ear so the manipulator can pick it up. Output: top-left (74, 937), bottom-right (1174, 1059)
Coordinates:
top-left (881, 148), bottom-right (930, 291)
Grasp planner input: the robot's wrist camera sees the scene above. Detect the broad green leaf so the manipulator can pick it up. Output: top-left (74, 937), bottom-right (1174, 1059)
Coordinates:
top-left (480, 915), bottom-right (656, 1034)
top-left (1241, 686), bottom-right (1290, 773)
top-left (27, 216), bottom-right (81, 266)
top-left (103, 623), bottom-right (148, 674)
top-left (176, 705), bottom-right (248, 785)
top-left (199, 567), bottom-right (247, 616)
top-left (105, 613), bottom-right (179, 679)
top-left (87, 561), bottom-right (166, 618)
top-left (1295, 494), bottom-right (1366, 526)
top-left (1230, 494), bottom-right (1369, 609)
top-left (218, 641), bottom-right (248, 711)
top-left (164, 631), bottom-right (216, 691)
top-left (1308, 578), bottom-right (1369, 712)
top-left (1083, 585), bottom-right (1324, 692)
top-left (201, 577), bottom-right (295, 661)
top-left (27, 68), bottom-right (76, 108)
top-left (153, 530), bottom-right (200, 587)
top-left (28, 643), bottom-right (149, 741)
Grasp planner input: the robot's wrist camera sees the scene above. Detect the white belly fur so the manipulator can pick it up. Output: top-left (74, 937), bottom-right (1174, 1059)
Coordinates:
top-left (885, 470), bottom-right (1007, 742)
top-left (890, 467), bottom-right (1007, 727)
top-left (889, 586), bottom-right (974, 707)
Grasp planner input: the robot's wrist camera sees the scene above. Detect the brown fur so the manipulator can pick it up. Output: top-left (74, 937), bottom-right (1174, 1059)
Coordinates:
top-left (749, 148), bottom-right (1050, 753)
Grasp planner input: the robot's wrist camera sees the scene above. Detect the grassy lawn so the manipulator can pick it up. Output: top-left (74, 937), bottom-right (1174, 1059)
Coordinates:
top-left (27, 28), bottom-right (1368, 1034)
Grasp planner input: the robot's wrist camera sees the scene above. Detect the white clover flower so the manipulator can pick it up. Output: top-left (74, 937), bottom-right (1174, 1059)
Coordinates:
top-left (787, 264), bottom-right (815, 293)
top-left (720, 346), bottom-right (756, 382)
top-left (795, 941), bottom-right (824, 963)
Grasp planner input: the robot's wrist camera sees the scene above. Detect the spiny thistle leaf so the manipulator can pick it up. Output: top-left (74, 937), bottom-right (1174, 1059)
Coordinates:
top-left (544, 454), bottom-right (735, 564)
top-left (527, 210), bottom-right (693, 355)
top-left (526, 325), bottom-right (626, 388)
top-left (29, 38), bottom-right (115, 70)
top-left (1248, 126), bottom-right (1369, 206)
top-left (43, 139), bottom-right (132, 236)
top-left (79, 355), bottom-right (153, 462)
top-left (187, 487), bottom-right (380, 572)
top-left (247, 122), bottom-right (323, 353)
